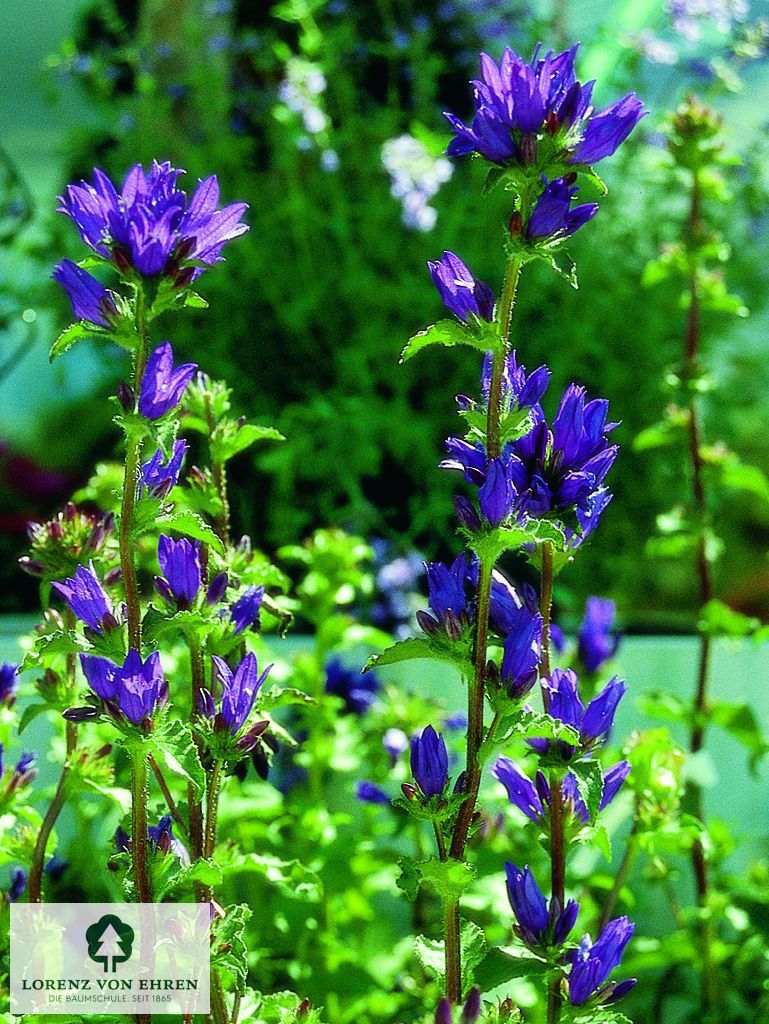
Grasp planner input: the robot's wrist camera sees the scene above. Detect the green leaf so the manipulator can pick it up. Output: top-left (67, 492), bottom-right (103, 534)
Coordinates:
top-left (414, 933), bottom-right (446, 980)
top-left (233, 853), bottom-right (323, 902)
top-left (699, 599), bottom-right (759, 637)
top-left (183, 291), bottom-right (209, 309)
top-left (364, 636), bottom-right (472, 677)
top-left (157, 858), bottom-right (222, 901)
top-left (419, 857), bottom-right (476, 903)
top-left (396, 856), bottom-right (422, 902)
top-left (151, 725), bottom-right (205, 798)
top-left (710, 700), bottom-right (769, 772)
top-left (157, 510), bottom-right (225, 555)
top-left (637, 690), bottom-right (691, 725)
top-left (49, 322), bottom-right (98, 362)
top-left (258, 685), bottom-right (315, 712)
top-left (460, 920), bottom-right (488, 986)
top-left (571, 760), bottom-right (604, 822)
top-left (474, 947), bottom-right (551, 990)
top-left (212, 903), bottom-right (252, 989)
top-left (401, 318), bottom-right (500, 363)
top-left (17, 702), bottom-right (52, 734)
top-left (213, 423), bottom-right (285, 463)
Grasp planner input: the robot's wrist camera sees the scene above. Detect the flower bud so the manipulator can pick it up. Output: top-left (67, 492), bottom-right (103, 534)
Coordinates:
top-left (416, 610), bottom-right (440, 636)
top-left (461, 987), bottom-right (481, 1023)
top-left (401, 782), bottom-right (418, 801)
top-left (104, 567), bottom-right (123, 586)
top-left (116, 382), bottom-right (135, 412)
top-left (63, 705), bottom-right (99, 722)
top-left (444, 609), bottom-right (462, 642)
top-left (521, 133), bottom-right (537, 165)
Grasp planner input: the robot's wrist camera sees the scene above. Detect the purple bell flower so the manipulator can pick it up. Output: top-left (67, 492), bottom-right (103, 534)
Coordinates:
top-left (211, 652), bottom-right (271, 734)
top-left (526, 178), bottom-right (598, 242)
top-left (52, 562), bottom-right (115, 634)
top-left (445, 45), bottom-right (645, 170)
top-left (140, 440), bottom-right (188, 498)
top-left (0, 663), bottom-right (17, 705)
top-left (230, 585), bottom-right (264, 634)
top-left (52, 259), bottom-right (118, 327)
top-left (58, 162), bottom-right (249, 280)
top-left (8, 868), bottom-right (26, 903)
top-left (410, 725), bottom-right (449, 798)
top-left (568, 917), bottom-right (635, 1006)
top-left (481, 349), bottom-right (551, 412)
top-left (578, 596), bottom-right (619, 673)
top-left (325, 658), bottom-right (380, 715)
top-left (491, 758), bottom-right (544, 821)
top-left (530, 669), bottom-right (626, 758)
top-left (428, 251), bottom-right (495, 322)
top-left (478, 456), bottom-right (516, 526)
top-left (138, 342), bottom-right (197, 419)
top-left (355, 780), bottom-right (391, 805)
top-left (424, 554), bottom-right (469, 623)
top-left (562, 760), bottom-right (631, 823)
top-left (157, 535), bottom-right (201, 609)
top-left (116, 649), bottom-right (166, 726)
top-left (500, 604), bottom-right (542, 697)
top-left (80, 654), bottom-right (119, 700)
top-left (505, 862), bottom-right (579, 950)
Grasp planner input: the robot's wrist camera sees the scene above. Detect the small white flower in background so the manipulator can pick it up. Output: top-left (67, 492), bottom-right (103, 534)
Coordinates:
top-left (278, 58), bottom-right (329, 135)
top-left (667, 0), bottom-right (749, 40)
top-left (381, 133), bottom-right (453, 232)
top-left (628, 29), bottom-right (680, 65)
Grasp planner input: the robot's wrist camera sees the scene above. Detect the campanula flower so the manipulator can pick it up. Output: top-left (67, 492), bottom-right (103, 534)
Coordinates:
top-left (529, 669), bottom-right (626, 760)
top-left (52, 259), bottom-right (118, 327)
top-left (526, 178), bottom-right (598, 242)
top-left (58, 162), bottom-right (249, 280)
top-left (52, 562), bottom-right (116, 633)
top-left (500, 604), bottom-right (542, 697)
top-left (81, 649), bottom-right (166, 725)
top-left (445, 45), bottom-right (645, 171)
top-left (578, 596), bottom-right (619, 673)
top-left (45, 854), bottom-right (68, 882)
top-left (14, 752), bottom-right (36, 777)
top-left (567, 917), bottom-right (635, 1006)
top-left (138, 342), bottom-right (197, 419)
top-left (205, 572), bottom-right (229, 606)
top-left (0, 663), bottom-right (17, 705)
top-left (211, 652), bottom-right (271, 734)
top-left (355, 780), bottom-right (391, 805)
top-left (8, 868), bottom-right (26, 903)
top-left (230, 585), bottom-right (264, 634)
top-left (418, 554), bottom-right (471, 638)
top-left (478, 457), bottom-right (516, 525)
top-left (505, 863), bottom-right (579, 949)
top-left (428, 251), bottom-right (495, 322)
top-left (156, 535), bottom-right (201, 609)
top-left (140, 440), bottom-right (188, 498)
top-left (410, 725), bottom-right (449, 798)
top-left (479, 349), bottom-right (550, 412)
top-left (325, 658), bottom-right (380, 715)
top-left (492, 757), bottom-right (630, 824)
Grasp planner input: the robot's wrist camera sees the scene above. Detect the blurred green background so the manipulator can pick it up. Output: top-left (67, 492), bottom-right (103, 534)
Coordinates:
top-left (3, 0), bottom-right (769, 629)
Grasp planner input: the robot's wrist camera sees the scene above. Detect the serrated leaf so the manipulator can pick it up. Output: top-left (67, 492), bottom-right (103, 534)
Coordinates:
top-left (157, 858), bottom-right (222, 900)
top-left (258, 686), bottom-right (315, 712)
top-left (49, 322), bottom-right (97, 361)
top-left (401, 318), bottom-right (500, 363)
top-left (233, 853), bottom-right (322, 901)
top-left (212, 903), bottom-right (251, 988)
top-left (571, 760), bottom-right (604, 822)
top-left (636, 690), bottom-right (690, 724)
top-left (213, 423), bottom-right (285, 464)
top-left (414, 933), bottom-right (445, 980)
top-left (396, 856), bottom-right (421, 902)
top-left (699, 599), bottom-right (759, 638)
top-left (151, 725), bottom-right (205, 798)
top-left (419, 857), bottom-right (476, 902)
top-left (157, 510), bottom-right (225, 555)
top-left (364, 636), bottom-right (472, 677)
top-left (474, 947), bottom-right (551, 990)
top-left (183, 291), bottom-right (209, 309)
top-left (460, 920), bottom-right (488, 985)
top-left (710, 700), bottom-right (769, 772)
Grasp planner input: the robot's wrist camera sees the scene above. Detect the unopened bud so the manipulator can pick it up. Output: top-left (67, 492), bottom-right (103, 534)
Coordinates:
top-left (116, 381), bottom-right (135, 412)
top-left (63, 706), bottom-right (99, 722)
top-left (104, 567), bottom-right (123, 586)
top-left (297, 999), bottom-right (313, 1019)
top-left (509, 211), bottom-right (523, 237)
top-left (18, 556), bottom-right (45, 578)
top-left (435, 998), bottom-right (453, 1024)
top-left (113, 247), bottom-right (132, 274)
top-left (461, 987), bottom-right (481, 1024)
top-left (521, 132), bottom-right (537, 165)
top-left (444, 609), bottom-right (462, 642)
top-left (401, 783), bottom-right (418, 802)
top-left (416, 609), bottom-right (440, 636)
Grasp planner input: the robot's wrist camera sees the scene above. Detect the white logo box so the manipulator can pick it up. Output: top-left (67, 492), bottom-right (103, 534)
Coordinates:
top-left (11, 902), bottom-right (210, 1015)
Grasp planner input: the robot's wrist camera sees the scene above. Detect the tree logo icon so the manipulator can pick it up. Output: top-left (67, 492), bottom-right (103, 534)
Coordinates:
top-left (85, 914), bottom-right (135, 973)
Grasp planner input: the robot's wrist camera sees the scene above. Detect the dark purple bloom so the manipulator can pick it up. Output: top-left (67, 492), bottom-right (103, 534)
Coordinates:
top-left (478, 456), bottom-right (516, 525)
top-left (205, 572), bottom-right (229, 606)
top-left (230, 585), bottom-right (265, 634)
top-left (140, 440), bottom-right (188, 497)
top-left (500, 605), bottom-right (542, 697)
top-left (568, 917), bottom-right (635, 1006)
top-left (530, 669), bottom-right (626, 758)
top-left (58, 162), bottom-right (249, 279)
top-left (157, 535), bottom-right (201, 609)
top-left (435, 999), bottom-right (453, 1024)
top-left (212, 652), bottom-right (271, 734)
top-left (114, 826), bottom-right (131, 853)
top-left (443, 712), bottom-right (468, 730)
top-left (428, 251), bottom-right (495, 322)
top-left (14, 752), bottom-right (36, 777)
top-left (491, 757), bottom-right (543, 821)
top-left (445, 45), bottom-right (645, 170)
top-left (80, 654), bottom-right (119, 700)
top-left (8, 868), bottom-right (26, 903)
top-left (505, 862), bottom-right (579, 950)
top-left (526, 178), bottom-right (598, 242)
top-left (461, 987), bottom-right (482, 1023)
top-left (424, 555), bottom-right (469, 624)
top-left (52, 561), bottom-right (115, 633)
top-left (355, 780), bottom-right (391, 805)
top-left (0, 663), bottom-right (17, 705)
top-left (45, 854), bottom-right (68, 882)
top-left (138, 342), bottom-right (197, 419)
top-left (52, 259), bottom-right (118, 327)
top-left (148, 814), bottom-right (174, 849)
top-left (92, 649), bottom-right (165, 725)
top-left (410, 725), bottom-right (449, 798)
top-left (325, 658), bottom-right (380, 715)
top-left (578, 596), bottom-right (619, 673)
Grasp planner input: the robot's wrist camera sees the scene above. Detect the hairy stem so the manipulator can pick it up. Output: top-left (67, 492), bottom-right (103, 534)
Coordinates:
top-left (204, 393), bottom-right (231, 547)
top-left (443, 254), bottom-right (523, 1002)
top-left (29, 720), bottom-right (77, 902)
top-left (204, 759), bottom-right (223, 861)
top-left (188, 638), bottom-right (206, 884)
top-left (130, 748), bottom-right (152, 903)
top-left (149, 753), bottom-right (189, 840)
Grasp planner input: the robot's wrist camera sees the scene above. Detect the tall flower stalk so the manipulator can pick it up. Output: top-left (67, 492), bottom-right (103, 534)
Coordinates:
top-left (370, 42), bottom-right (646, 1015)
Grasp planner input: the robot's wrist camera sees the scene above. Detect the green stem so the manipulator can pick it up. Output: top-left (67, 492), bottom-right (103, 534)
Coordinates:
top-left (599, 820), bottom-right (639, 931)
top-left (29, 721), bottom-right (76, 902)
top-left (540, 542), bottom-right (554, 687)
top-left (204, 760), bottom-right (223, 861)
top-left (188, 638), bottom-right (206, 888)
top-left (443, 254), bottom-right (523, 1002)
top-left (204, 393), bottom-right (231, 546)
top-left (130, 748), bottom-right (152, 903)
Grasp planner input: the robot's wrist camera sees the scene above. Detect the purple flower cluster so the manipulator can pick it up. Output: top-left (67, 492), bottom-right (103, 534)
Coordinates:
top-left (325, 657), bottom-right (381, 715)
top-left (410, 725), bottom-right (449, 798)
top-left (140, 440), bottom-right (188, 498)
top-left (492, 756), bottom-right (630, 825)
top-left (445, 45), bottom-right (645, 170)
top-left (505, 862), bottom-right (578, 949)
top-left (57, 161), bottom-right (248, 281)
top-left (53, 562), bottom-right (118, 634)
top-left (80, 649), bottom-right (168, 726)
top-left (201, 652), bottom-right (272, 746)
top-left (531, 668), bottom-right (626, 758)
